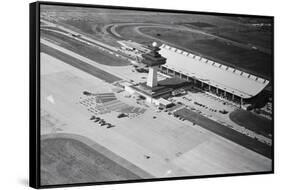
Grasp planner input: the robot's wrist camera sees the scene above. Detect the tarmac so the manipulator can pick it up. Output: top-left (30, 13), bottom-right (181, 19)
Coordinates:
top-left (40, 42), bottom-right (272, 178)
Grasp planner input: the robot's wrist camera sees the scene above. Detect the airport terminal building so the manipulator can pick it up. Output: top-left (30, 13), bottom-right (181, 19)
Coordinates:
top-left (158, 44), bottom-right (270, 105)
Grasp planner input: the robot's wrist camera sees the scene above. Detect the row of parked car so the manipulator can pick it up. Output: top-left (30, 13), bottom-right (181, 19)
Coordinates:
top-left (194, 101), bottom-right (219, 113)
top-left (173, 114), bottom-right (186, 121)
top-left (90, 115), bottom-right (115, 128)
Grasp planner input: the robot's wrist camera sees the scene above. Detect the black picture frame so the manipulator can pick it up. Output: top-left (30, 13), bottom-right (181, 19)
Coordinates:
top-left (30, 1), bottom-right (274, 189)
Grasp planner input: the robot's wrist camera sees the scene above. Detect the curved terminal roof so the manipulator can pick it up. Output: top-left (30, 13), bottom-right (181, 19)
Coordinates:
top-left (159, 44), bottom-right (269, 99)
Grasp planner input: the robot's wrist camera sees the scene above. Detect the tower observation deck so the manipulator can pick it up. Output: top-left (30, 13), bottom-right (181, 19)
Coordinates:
top-left (142, 42), bottom-right (167, 88)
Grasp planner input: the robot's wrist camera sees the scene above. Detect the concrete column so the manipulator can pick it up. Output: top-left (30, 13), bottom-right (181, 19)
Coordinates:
top-left (201, 81), bottom-right (204, 88)
top-left (232, 94), bottom-right (235, 101)
top-left (216, 88), bottom-right (219, 94)
top-left (180, 73), bottom-right (184, 79)
top-left (208, 85), bottom-right (211, 91)
top-left (147, 66), bottom-right (158, 88)
top-left (224, 91), bottom-right (226, 97)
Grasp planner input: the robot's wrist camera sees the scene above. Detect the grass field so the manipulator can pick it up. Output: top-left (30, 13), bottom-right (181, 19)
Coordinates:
top-left (42, 5), bottom-right (272, 51)
top-left (46, 6), bottom-right (271, 49)
top-left (115, 24), bottom-right (154, 45)
top-left (41, 26), bottom-right (69, 34)
top-left (41, 137), bottom-right (142, 185)
top-left (41, 44), bottom-right (122, 83)
top-left (173, 108), bottom-right (272, 158)
top-left (229, 109), bottom-right (272, 138)
top-left (186, 22), bottom-right (217, 28)
top-left (41, 30), bottom-right (129, 66)
top-left (41, 6), bottom-right (272, 78)
top-left (138, 26), bottom-right (272, 78)
top-left (113, 24), bottom-right (272, 78)
top-left (63, 19), bottom-right (97, 35)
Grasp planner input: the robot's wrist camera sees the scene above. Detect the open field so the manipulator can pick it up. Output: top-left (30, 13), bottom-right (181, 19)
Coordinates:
top-left (41, 134), bottom-right (145, 186)
top-left (187, 22), bottom-right (217, 28)
top-left (229, 109), bottom-right (272, 138)
top-left (42, 6), bottom-right (272, 78)
top-left (41, 6), bottom-right (273, 79)
top-left (118, 25), bottom-right (272, 78)
top-left (42, 5), bottom-right (272, 50)
top-left (173, 108), bottom-right (271, 158)
top-left (41, 44), bottom-right (121, 83)
top-left (41, 29), bottom-right (129, 66)
top-left (40, 38), bottom-right (156, 84)
top-left (41, 26), bottom-right (69, 34)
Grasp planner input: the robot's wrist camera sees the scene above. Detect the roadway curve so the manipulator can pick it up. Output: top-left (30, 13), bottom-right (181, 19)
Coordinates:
top-left (104, 22), bottom-right (271, 55)
top-left (105, 22), bottom-right (271, 79)
top-left (41, 20), bottom-right (134, 65)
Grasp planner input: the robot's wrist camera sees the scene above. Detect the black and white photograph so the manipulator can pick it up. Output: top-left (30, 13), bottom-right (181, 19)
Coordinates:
top-left (32, 1), bottom-right (273, 188)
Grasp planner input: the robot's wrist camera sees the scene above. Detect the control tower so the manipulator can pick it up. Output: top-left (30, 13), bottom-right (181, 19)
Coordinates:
top-left (123, 42), bottom-right (172, 103)
top-left (142, 42), bottom-right (166, 88)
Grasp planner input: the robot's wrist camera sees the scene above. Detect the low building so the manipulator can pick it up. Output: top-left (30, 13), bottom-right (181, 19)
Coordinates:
top-left (159, 44), bottom-right (270, 105)
top-left (154, 98), bottom-right (174, 108)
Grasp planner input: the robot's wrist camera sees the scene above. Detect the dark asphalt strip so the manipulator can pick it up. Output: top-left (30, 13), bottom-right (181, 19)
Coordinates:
top-left (41, 43), bottom-right (122, 83)
top-left (174, 108), bottom-right (272, 159)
